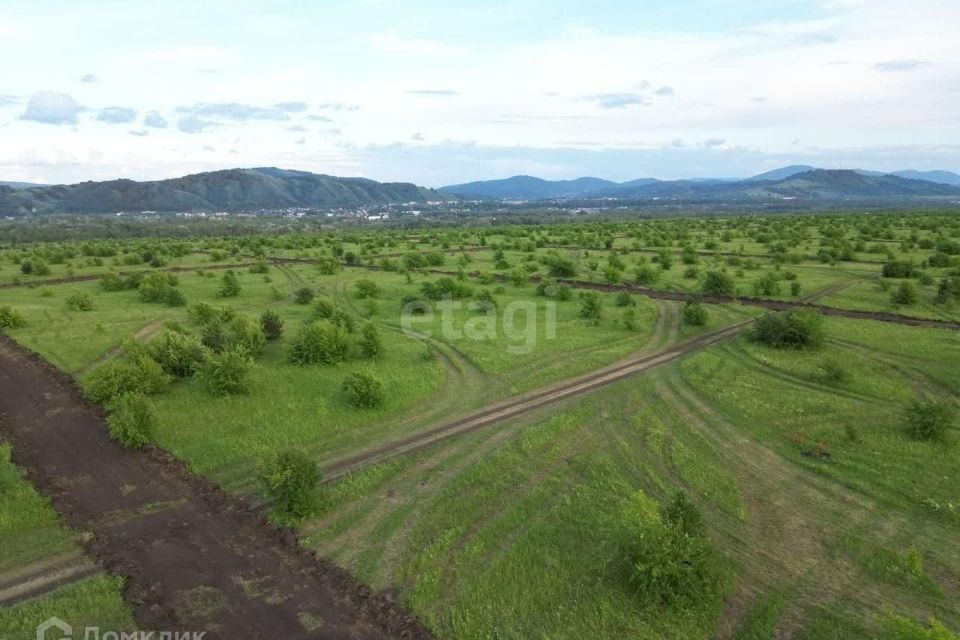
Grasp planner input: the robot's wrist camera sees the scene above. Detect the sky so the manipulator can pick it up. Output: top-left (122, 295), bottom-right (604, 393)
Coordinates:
top-left (1, 0), bottom-right (958, 186)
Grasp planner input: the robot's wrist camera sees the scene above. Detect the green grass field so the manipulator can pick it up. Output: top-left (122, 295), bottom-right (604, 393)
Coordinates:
top-left (1, 212), bottom-right (959, 638)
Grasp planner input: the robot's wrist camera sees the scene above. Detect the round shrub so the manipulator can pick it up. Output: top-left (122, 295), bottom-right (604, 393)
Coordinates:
top-left (288, 320), bottom-right (350, 365)
top-left (341, 370), bottom-right (385, 408)
top-left (751, 309), bottom-right (825, 349)
top-left (354, 279), bottom-right (381, 299)
top-left (359, 322), bottom-right (384, 358)
top-left (294, 287), bottom-right (315, 304)
top-left (259, 451), bottom-right (319, 520)
top-left (903, 396), bottom-right (954, 442)
top-left (199, 345), bottom-right (255, 396)
top-left (260, 310), bottom-right (284, 341)
top-left (0, 306), bottom-right (27, 329)
top-left (65, 291), bottom-right (94, 311)
top-left (621, 491), bottom-right (721, 606)
top-left (105, 393), bottom-right (156, 448)
top-left (145, 330), bottom-right (207, 377)
top-left (83, 355), bottom-right (170, 404)
top-left (681, 301), bottom-right (708, 326)
top-left (700, 271), bottom-right (736, 297)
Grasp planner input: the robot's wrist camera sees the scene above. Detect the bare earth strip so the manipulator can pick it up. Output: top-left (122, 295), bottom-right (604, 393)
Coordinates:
top-left (0, 334), bottom-right (431, 640)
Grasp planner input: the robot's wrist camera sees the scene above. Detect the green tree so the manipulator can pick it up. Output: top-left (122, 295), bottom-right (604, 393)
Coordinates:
top-left (358, 322), bottom-right (384, 358)
top-left (259, 451), bottom-right (319, 520)
top-left (260, 310), bottom-right (284, 341)
top-left (106, 393), bottom-right (156, 448)
top-left (217, 270), bottom-right (242, 297)
top-left (199, 345), bottom-right (254, 395)
top-left (341, 369), bottom-right (385, 408)
top-left (903, 396), bottom-right (953, 442)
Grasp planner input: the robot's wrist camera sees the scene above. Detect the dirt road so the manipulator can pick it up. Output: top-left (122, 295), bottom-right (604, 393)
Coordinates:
top-left (0, 334), bottom-right (430, 640)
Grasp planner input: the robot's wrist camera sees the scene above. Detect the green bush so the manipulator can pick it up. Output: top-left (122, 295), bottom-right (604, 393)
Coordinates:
top-left (882, 260), bottom-right (918, 279)
top-left (84, 355), bottom-right (170, 404)
top-left (138, 272), bottom-right (181, 304)
top-left (105, 393), bottom-right (156, 448)
top-left (579, 291), bottom-right (603, 322)
top-left (313, 295), bottom-right (337, 318)
top-left (354, 279), bottom-right (381, 299)
top-left (753, 271), bottom-right (781, 296)
top-left (259, 451), bottom-right (319, 520)
top-left (819, 359), bottom-right (848, 383)
top-left (294, 287), bottom-right (315, 304)
top-left (260, 310), bottom-right (284, 340)
top-left (622, 491), bottom-right (721, 606)
top-left (891, 281), bottom-right (918, 306)
top-left (701, 271), bottom-right (736, 297)
top-left (0, 306), bottom-right (26, 329)
top-left (227, 316), bottom-right (266, 355)
top-left (199, 345), bottom-right (254, 395)
top-left (145, 330), bottom-right (207, 377)
top-left (751, 309), bottom-right (825, 349)
top-left (634, 265), bottom-right (659, 285)
top-left (217, 270), bottom-right (242, 297)
top-left (65, 291), bottom-right (94, 311)
top-left (341, 369), bottom-right (385, 408)
top-left (681, 301), bottom-right (708, 326)
top-left (288, 320), bottom-right (350, 365)
top-left (542, 254), bottom-right (577, 278)
top-left (903, 396), bottom-right (954, 442)
top-left (615, 292), bottom-right (635, 307)
top-left (359, 322), bottom-right (384, 358)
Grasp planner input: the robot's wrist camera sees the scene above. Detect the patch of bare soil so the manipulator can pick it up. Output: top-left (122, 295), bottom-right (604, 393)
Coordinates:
top-left (0, 334), bottom-right (431, 640)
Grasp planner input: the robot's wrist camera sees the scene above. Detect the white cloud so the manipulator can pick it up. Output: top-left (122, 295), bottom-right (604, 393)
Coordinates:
top-left (21, 91), bottom-right (85, 125)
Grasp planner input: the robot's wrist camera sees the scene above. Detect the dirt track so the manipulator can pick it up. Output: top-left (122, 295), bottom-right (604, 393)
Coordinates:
top-left (0, 334), bottom-right (431, 640)
top-left (321, 319), bottom-right (751, 480)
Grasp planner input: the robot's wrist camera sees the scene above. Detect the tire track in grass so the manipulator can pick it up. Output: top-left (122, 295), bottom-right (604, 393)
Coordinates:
top-left (0, 551), bottom-right (100, 608)
top-left (660, 369), bottom-right (902, 639)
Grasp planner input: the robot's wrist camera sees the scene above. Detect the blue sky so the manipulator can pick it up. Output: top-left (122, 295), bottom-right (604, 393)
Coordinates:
top-left (1, 0), bottom-right (958, 186)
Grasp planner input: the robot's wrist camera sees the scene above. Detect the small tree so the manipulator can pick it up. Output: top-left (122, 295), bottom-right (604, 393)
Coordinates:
top-left (751, 310), bottom-right (825, 349)
top-left (354, 279), bottom-right (381, 299)
top-left (145, 330), bottom-right (207, 377)
top-left (294, 287), bottom-right (315, 304)
top-left (0, 306), bottom-right (26, 329)
top-left (634, 265), bottom-right (659, 286)
top-left (358, 322), bottom-right (384, 358)
top-left (903, 396), bottom-right (953, 442)
top-left (682, 301), bottom-right (708, 326)
top-left (622, 491), bottom-right (720, 606)
top-left (342, 370), bottom-right (385, 408)
top-left (217, 270), bottom-right (242, 297)
top-left (701, 271), bottom-right (736, 297)
top-left (106, 393), bottom-right (156, 448)
top-left (259, 451), bottom-right (319, 520)
top-left (891, 281), bottom-right (918, 306)
top-left (65, 291), bottom-right (94, 311)
top-left (260, 310), bottom-right (284, 340)
top-left (288, 320), bottom-right (350, 365)
top-left (199, 345), bottom-right (254, 395)
top-left (579, 292), bottom-right (603, 323)
top-left (83, 355), bottom-right (170, 403)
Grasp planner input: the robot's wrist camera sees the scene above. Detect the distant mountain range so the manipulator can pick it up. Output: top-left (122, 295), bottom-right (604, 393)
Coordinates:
top-left (0, 168), bottom-right (449, 216)
top-left (3, 165), bottom-right (959, 216)
top-left (440, 166), bottom-right (960, 201)
top-left (0, 181), bottom-right (45, 190)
